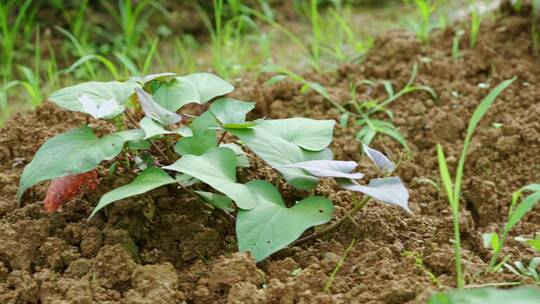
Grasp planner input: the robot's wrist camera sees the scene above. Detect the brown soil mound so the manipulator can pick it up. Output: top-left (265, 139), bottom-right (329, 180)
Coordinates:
top-left (1, 4), bottom-right (539, 304)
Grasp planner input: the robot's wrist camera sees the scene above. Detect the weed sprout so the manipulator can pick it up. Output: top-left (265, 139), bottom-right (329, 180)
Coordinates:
top-left (436, 78), bottom-right (515, 288)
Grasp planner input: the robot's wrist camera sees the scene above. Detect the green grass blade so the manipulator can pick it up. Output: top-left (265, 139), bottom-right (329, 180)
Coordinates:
top-left (506, 185), bottom-right (540, 231)
top-left (64, 55), bottom-right (119, 80)
top-left (142, 38), bottom-right (159, 75)
top-left (436, 144), bottom-right (455, 206)
top-left (436, 144), bottom-right (463, 288)
top-left (115, 52), bottom-right (140, 76)
top-left (453, 78), bottom-right (516, 206)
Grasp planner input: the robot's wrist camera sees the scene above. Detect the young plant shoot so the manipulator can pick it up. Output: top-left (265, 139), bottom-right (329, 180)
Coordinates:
top-left (17, 72), bottom-right (410, 262)
top-left (436, 77), bottom-right (515, 288)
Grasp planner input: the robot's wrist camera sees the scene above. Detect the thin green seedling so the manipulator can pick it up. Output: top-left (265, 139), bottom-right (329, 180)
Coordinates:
top-left (503, 258), bottom-right (540, 283)
top-left (197, 1), bottom-right (262, 78)
top-left (309, 0), bottom-right (322, 69)
top-left (296, 1), bottom-right (372, 66)
top-left (262, 65), bottom-right (346, 112)
top-left (415, 177), bottom-right (441, 194)
top-left (62, 0), bottom-right (91, 47)
top-left (243, 6), bottom-right (306, 53)
top-left (225, 15), bottom-right (262, 74)
top-left (257, 0), bottom-right (274, 20)
top-left (101, 0), bottom-right (169, 58)
top-left (292, 0), bottom-right (310, 19)
top-left (21, 2), bottom-right (37, 48)
top-left (290, 1), bottom-right (371, 67)
top-left (64, 38), bottom-right (161, 81)
top-left (142, 38), bottom-right (160, 75)
top-left (15, 25), bottom-right (43, 108)
top-left (64, 55), bottom-right (120, 80)
top-left (346, 63), bottom-right (437, 149)
top-left (469, 0), bottom-right (483, 48)
top-left (325, 7), bottom-right (372, 64)
top-left (113, 37), bottom-right (161, 77)
top-left (114, 53), bottom-right (140, 77)
top-left (55, 26), bottom-right (98, 79)
top-left (0, 0), bottom-right (33, 81)
top-left (356, 117), bottom-right (409, 150)
top-left (227, 0), bottom-right (243, 16)
top-left (403, 251), bottom-right (441, 287)
top-left (196, 0), bottom-right (237, 77)
top-left (324, 239), bottom-right (356, 292)
top-left (196, 0), bottom-right (229, 77)
top-left (408, 0), bottom-right (437, 43)
top-left (485, 184), bottom-right (540, 270)
top-left (516, 234), bottom-right (540, 253)
top-left (365, 63), bottom-right (437, 116)
top-left (532, 0), bottom-right (540, 55)
top-left (243, 6), bottom-right (316, 70)
top-left (18, 66), bottom-right (43, 108)
top-left (452, 29), bottom-right (465, 59)
top-left (174, 36), bottom-right (197, 74)
top-left (45, 41), bottom-right (61, 93)
top-left (254, 32), bottom-right (272, 66)
top-left (436, 77), bottom-right (515, 289)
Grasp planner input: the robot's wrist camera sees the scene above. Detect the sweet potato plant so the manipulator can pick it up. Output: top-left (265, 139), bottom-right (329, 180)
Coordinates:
top-left (17, 72), bottom-right (409, 261)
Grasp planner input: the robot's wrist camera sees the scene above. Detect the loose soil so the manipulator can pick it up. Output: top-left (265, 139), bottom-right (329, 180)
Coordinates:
top-left (1, 3), bottom-right (540, 303)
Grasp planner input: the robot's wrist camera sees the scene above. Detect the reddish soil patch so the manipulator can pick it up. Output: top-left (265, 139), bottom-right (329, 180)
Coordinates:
top-left (1, 4), bottom-right (539, 303)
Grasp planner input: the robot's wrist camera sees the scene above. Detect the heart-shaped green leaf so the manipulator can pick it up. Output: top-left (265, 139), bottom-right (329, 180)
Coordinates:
top-left (140, 117), bottom-right (170, 139)
top-left (237, 180), bottom-right (333, 261)
top-left (210, 98), bottom-right (255, 125)
top-left (220, 143), bottom-right (250, 167)
top-left (256, 118), bottom-right (335, 151)
top-left (89, 167), bottom-right (176, 218)
top-left (164, 147), bottom-right (257, 210)
top-left (139, 117), bottom-right (192, 139)
top-left (153, 73), bottom-right (234, 111)
top-left (228, 118), bottom-right (334, 189)
top-left (49, 81), bottom-right (140, 114)
top-left (175, 111), bottom-right (218, 156)
top-left (18, 126), bottom-right (145, 201)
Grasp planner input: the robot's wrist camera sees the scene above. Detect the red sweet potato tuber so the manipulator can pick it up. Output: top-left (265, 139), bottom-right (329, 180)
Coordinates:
top-left (43, 170), bottom-right (99, 212)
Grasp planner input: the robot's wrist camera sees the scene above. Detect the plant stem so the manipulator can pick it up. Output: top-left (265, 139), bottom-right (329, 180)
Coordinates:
top-left (217, 131), bottom-right (227, 145)
top-left (177, 181), bottom-right (236, 223)
top-left (450, 202), bottom-right (464, 288)
top-left (488, 232), bottom-right (507, 270)
top-left (295, 195), bottom-right (370, 245)
top-left (124, 111), bottom-right (171, 164)
top-left (124, 111), bottom-right (235, 223)
top-left (324, 239), bottom-right (356, 292)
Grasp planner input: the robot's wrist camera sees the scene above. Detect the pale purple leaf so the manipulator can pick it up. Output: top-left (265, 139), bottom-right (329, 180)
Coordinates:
top-left (135, 88), bottom-right (181, 125)
top-left (363, 144), bottom-right (395, 173)
top-left (283, 160), bottom-right (364, 179)
top-left (339, 176), bottom-right (410, 212)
